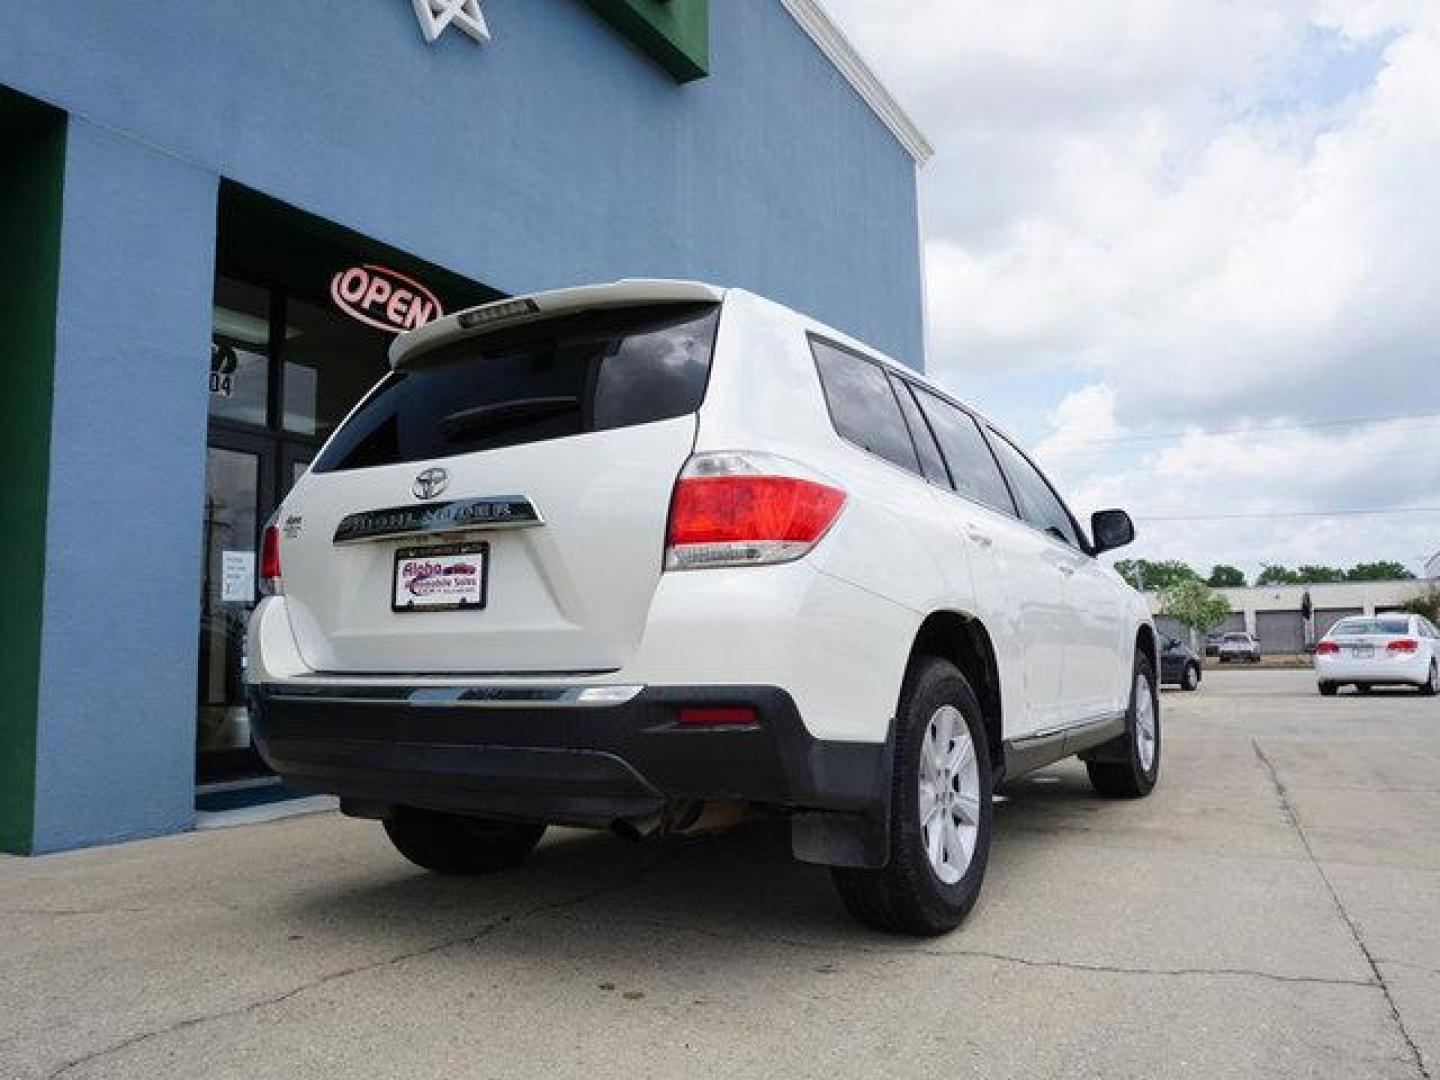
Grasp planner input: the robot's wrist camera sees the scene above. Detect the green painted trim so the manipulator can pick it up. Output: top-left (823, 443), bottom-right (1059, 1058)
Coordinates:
top-left (0, 89), bottom-right (66, 855)
top-left (583, 0), bottom-right (709, 82)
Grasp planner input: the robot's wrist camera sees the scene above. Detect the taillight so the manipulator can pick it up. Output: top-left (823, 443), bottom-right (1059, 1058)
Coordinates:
top-left (1315, 641), bottom-right (1340, 654)
top-left (259, 524), bottom-right (283, 596)
top-left (665, 452), bottom-right (846, 570)
top-left (1387, 638), bottom-right (1419, 653)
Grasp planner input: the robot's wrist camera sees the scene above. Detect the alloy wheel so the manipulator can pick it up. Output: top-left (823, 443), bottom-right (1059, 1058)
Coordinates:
top-left (918, 704), bottom-right (981, 885)
top-left (1134, 671), bottom-right (1158, 772)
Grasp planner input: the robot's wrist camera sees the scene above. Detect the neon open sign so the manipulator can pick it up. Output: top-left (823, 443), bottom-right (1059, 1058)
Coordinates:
top-left (330, 264), bottom-right (444, 334)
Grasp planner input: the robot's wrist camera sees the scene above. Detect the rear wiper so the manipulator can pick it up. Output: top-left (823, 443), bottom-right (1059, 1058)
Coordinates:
top-left (438, 396), bottom-right (579, 441)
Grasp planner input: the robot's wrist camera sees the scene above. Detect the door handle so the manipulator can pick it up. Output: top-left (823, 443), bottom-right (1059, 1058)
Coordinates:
top-left (964, 527), bottom-right (993, 549)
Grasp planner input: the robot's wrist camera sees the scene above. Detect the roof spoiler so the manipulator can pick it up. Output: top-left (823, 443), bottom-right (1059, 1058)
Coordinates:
top-left (389, 278), bottom-right (725, 369)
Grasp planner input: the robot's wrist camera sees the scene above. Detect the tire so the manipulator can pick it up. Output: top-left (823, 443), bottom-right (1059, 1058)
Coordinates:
top-left (1087, 649), bottom-right (1161, 798)
top-left (1420, 661), bottom-right (1439, 697)
top-left (1318, 681), bottom-right (1338, 697)
top-left (1181, 663), bottom-right (1200, 692)
top-left (831, 656), bottom-right (993, 937)
top-left (383, 807), bottom-right (546, 876)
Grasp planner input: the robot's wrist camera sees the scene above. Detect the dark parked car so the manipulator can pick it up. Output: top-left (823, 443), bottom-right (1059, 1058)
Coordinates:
top-left (1160, 637), bottom-right (1202, 691)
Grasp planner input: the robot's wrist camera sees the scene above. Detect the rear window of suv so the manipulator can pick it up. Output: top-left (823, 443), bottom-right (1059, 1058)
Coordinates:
top-left (312, 303), bottom-right (720, 472)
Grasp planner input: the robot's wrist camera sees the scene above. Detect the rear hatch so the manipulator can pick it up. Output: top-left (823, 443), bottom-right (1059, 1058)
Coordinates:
top-left (278, 297), bottom-right (722, 675)
top-left (1329, 616), bottom-right (1413, 660)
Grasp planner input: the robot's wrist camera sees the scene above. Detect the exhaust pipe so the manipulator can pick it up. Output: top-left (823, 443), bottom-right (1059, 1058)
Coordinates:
top-left (610, 815), bottom-right (662, 842)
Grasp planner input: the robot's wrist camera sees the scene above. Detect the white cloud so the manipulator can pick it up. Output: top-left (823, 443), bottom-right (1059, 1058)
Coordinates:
top-left (822, 0), bottom-right (1440, 573)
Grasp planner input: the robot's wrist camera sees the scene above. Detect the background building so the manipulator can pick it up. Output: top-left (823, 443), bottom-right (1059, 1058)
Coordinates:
top-left (0, 0), bottom-right (928, 854)
top-left (1150, 580), bottom-right (1431, 654)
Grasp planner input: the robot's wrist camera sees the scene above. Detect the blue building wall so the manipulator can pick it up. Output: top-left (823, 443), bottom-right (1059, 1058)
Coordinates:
top-left (1, 0), bottom-right (922, 850)
top-left (0, 0), bottom-right (921, 362)
top-left (31, 122), bottom-right (218, 851)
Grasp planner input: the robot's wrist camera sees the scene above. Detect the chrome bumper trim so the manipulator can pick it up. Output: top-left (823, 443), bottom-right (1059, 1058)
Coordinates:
top-left (256, 682), bottom-right (646, 709)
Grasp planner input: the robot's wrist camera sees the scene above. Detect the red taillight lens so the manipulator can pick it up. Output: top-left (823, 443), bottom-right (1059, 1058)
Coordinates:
top-left (1387, 638), bottom-right (1419, 653)
top-left (259, 524), bottom-right (283, 595)
top-left (1315, 641), bottom-right (1340, 654)
top-left (665, 459), bottom-right (846, 570)
top-left (677, 706), bottom-right (758, 727)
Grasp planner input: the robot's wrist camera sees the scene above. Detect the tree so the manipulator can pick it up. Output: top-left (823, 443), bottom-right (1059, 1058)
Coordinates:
top-left (1113, 559), bottom-right (1201, 592)
top-left (1255, 565), bottom-right (1303, 586)
top-left (1207, 564), bottom-right (1246, 588)
top-left (1401, 586), bottom-right (1440, 623)
top-left (1346, 561), bottom-right (1415, 582)
top-left (1160, 578), bottom-right (1233, 637)
top-left (1295, 565), bottom-right (1345, 584)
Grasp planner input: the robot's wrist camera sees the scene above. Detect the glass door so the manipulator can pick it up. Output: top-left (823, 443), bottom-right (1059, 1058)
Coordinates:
top-left (197, 436), bottom-right (272, 782)
top-left (198, 273), bottom-right (391, 788)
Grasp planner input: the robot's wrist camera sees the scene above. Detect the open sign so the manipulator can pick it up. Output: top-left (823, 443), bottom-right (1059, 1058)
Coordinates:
top-left (330, 264), bottom-right (444, 334)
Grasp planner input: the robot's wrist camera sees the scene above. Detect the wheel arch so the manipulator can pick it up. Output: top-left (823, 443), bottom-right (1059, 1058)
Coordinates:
top-left (1136, 622), bottom-right (1159, 671)
top-left (906, 611), bottom-right (1003, 774)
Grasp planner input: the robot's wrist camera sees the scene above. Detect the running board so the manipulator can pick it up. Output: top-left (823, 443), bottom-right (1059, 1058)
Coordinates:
top-left (1001, 713), bottom-right (1126, 781)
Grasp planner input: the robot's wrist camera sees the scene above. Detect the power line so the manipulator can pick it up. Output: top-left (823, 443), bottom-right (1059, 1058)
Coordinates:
top-left (1045, 409), bottom-right (1440, 450)
top-left (1132, 507), bottom-right (1440, 523)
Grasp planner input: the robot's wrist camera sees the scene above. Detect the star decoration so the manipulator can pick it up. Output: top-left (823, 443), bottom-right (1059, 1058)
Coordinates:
top-left (412, 0), bottom-right (490, 44)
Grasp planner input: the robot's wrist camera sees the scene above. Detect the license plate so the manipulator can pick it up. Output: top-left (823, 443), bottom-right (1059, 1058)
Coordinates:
top-left (392, 543), bottom-right (488, 612)
top-left (1351, 645), bottom-right (1375, 659)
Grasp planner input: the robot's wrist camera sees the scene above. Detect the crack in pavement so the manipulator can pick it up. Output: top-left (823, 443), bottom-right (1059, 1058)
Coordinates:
top-left (1253, 739), bottom-right (1431, 1080)
top-left (0, 907), bottom-right (153, 918)
top-left (41, 843), bottom-right (696, 1080)
top-left (544, 909), bottom-right (1382, 989)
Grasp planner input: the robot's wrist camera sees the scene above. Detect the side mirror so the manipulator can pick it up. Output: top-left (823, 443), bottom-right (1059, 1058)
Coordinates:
top-left (1091, 509), bottom-right (1135, 554)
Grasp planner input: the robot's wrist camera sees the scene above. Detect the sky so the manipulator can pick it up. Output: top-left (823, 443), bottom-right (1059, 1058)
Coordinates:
top-left (821, 0), bottom-right (1440, 581)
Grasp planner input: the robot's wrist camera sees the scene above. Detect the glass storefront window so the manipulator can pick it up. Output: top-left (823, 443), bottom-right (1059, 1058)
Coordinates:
top-left (209, 278), bottom-right (272, 427)
top-left (282, 296), bottom-right (390, 439)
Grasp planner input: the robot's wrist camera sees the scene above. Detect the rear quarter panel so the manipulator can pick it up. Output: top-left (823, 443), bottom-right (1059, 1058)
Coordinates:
top-left (694, 291), bottom-right (985, 737)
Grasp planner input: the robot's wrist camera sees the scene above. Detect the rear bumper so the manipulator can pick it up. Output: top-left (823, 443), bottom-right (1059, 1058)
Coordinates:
top-left (249, 681), bottom-right (891, 863)
top-left (1315, 654), bottom-right (1430, 684)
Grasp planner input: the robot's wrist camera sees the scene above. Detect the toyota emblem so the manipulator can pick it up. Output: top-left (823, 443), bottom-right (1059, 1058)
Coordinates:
top-left (412, 467), bottom-right (449, 501)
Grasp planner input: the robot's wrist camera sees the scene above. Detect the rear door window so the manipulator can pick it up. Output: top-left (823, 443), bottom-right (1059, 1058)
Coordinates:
top-left (913, 388), bottom-right (1017, 516)
top-left (985, 429), bottom-right (1085, 549)
top-left (889, 377), bottom-right (951, 487)
top-left (313, 303), bottom-right (719, 472)
top-left (810, 338), bottom-right (921, 475)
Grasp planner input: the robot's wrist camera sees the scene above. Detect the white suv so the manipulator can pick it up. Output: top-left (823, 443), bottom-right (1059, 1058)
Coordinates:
top-left (248, 280), bottom-right (1159, 935)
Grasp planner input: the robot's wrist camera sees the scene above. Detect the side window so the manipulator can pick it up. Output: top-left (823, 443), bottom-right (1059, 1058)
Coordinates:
top-left (913, 388), bottom-right (1016, 516)
top-left (985, 429), bottom-right (1084, 548)
top-left (810, 339), bottom-right (920, 475)
top-left (889, 376), bottom-right (951, 487)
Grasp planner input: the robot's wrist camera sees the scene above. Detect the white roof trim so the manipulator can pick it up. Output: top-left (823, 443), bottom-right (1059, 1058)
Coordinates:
top-left (778, 0), bottom-right (933, 166)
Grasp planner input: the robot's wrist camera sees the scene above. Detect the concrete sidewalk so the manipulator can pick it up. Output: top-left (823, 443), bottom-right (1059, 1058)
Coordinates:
top-left (2, 669), bottom-right (1436, 1079)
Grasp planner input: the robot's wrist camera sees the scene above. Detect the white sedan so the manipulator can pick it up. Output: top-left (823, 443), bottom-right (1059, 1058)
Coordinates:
top-left (1315, 614), bottom-right (1440, 696)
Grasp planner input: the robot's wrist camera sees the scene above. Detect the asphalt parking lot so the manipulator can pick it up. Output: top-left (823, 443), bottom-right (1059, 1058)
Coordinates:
top-left (2, 668), bottom-right (1436, 1079)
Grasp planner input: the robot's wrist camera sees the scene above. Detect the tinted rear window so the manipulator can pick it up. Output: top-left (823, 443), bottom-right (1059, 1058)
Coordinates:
top-left (313, 303), bottom-right (719, 472)
top-left (810, 338), bottom-right (920, 475)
